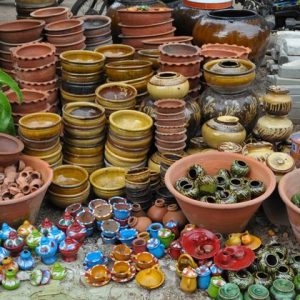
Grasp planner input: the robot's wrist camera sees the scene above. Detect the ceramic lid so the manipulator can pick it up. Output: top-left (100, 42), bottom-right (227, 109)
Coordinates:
top-left (219, 283), bottom-right (240, 298)
top-left (248, 284), bottom-right (270, 298)
top-left (273, 278), bottom-right (295, 293)
top-left (147, 238), bottom-right (160, 249)
top-left (211, 276), bottom-right (226, 287)
top-left (266, 152), bottom-right (295, 174)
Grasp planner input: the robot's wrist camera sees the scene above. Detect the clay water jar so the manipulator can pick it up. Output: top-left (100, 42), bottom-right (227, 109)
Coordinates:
top-left (44, 19), bottom-right (83, 35)
top-left (46, 29), bottom-right (85, 45)
top-left (0, 133), bottom-right (24, 166)
top-left (162, 204), bottom-right (187, 228)
top-left (128, 216), bottom-right (152, 233)
top-left (0, 20), bottom-right (45, 44)
top-left (30, 7), bottom-right (69, 24)
top-left (95, 44), bottom-right (135, 63)
top-left (80, 15), bottom-right (111, 37)
top-left (147, 199), bottom-right (167, 222)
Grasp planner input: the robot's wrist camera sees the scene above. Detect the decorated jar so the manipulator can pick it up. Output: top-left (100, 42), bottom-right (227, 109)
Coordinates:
top-left (242, 142), bottom-right (274, 163)
top-left (274, 264), bottom-right (294, 281)
top-left (147, 199), bottom-right (168, 223)
top-left (158, 228), bottom-right (175, 248)
top-left (0, 223), bottom-right (16, 241)
top-left (2, 269), bottom-right (20, 290)
top-left (258, 250), bottom-right (280, 274)
top-left (26, 229), bottom-right (42, 251)
top-left (270, 279), bottom-right (296, 300)
top-left (180, 267), bottom-right (197, 293)
top-left (0, 247), bottom-right (10, 262)
top-left (254, 271), bottom-right (272, 289)
top-left (35, 237), bottom-right (58, 265)
top-left (147, 223), bottom-right (163, 239)
top-left (59, 237), bottom-right (80, 262)
top-left (66, 221), bottom-right (87, 244)
top-left (228, 270), bottom-right (254, 291)
top-left (165, 220), bottom-right (180, 238)
top-left (38, 218), bottom-right (54, 236)
top-left (57, 212), bottom-right (74, 232)
top-left (244, 284), bottom-right (270, 300)
top-left (2, 257), bottom-right (19, 273)
top-left (147, 238), bottom-right (165, 259)
top-left (217, 283), bottom-right (243, 300)
top-left (17, 249), bottom-right (35, 270)
top-left (3, 232), bottom-right (24, 257)
top-left (196, 265), bottom-right (211, 289)
top-left (208, 276), bottom-right (227, 299)
top-left (17, 220), bottom-right (36, 238)
top-left (51, 262), bottom-right (67, 280)
top-left (50, 226), bottom-right (66, 245)
top-left (76, 208), bottom-right (95, 237)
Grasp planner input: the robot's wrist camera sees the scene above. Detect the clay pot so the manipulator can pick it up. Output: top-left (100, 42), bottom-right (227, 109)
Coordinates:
top-left (131, 203), bottom-right (146, 217)
top-left (17, 78), bottom-right (58, 92)
top-left (137, 49), bottom-right (160, 70)
top-left (142, 35), bottom-right (193, 49)
top-left (128, 216), bottom-right (152, 233)
top-left (30, 7), bottom-right (69, 24)
top-left (0, 20), bottom-right (45, 44)
top-left (132, 238), bottom-right (147, 253)
top-left (147, 199), bottom-right (167, 222)
top-left (0, 134), bottom-right (24, 167)
top-left (95, 44), bottom-right (135, 63)
top-left (46, 29), bottom-right (84, 45)
top-left (154, 99), bottom-right (185, 114)
top-left (44, 19), bottom-right (83, 35)
top-left (160, 59), bottom-right (201, 77)
top-left (80, 15), bottom-right (111, 37)
top-left (162, 204), bottom-right (187, 228)
top-left (54, 37), bottom-right (86, 55)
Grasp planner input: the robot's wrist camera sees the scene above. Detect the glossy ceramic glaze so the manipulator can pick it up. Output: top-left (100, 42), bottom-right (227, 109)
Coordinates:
top-left (95, 44), bottom-right (135, 62)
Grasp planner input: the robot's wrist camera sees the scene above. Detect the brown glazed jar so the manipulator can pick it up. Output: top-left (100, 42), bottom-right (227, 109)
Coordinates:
top-left (147, 198), bottom-right (168, 222)
top-left (106, 0), bottom-right (166, 43)
top-left (192, 9), bottom-right (270, 65)
top-left (162, 204), bottom-right (187, 228)
top-left (128, 216), bottom-right (152, 233)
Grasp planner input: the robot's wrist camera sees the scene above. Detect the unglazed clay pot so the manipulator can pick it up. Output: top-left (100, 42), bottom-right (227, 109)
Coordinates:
top-left (128, 216), bottom-right (152, 233)
top-left (147, 199), bottom-right (168, 222)
top-left (30, 7), bottom-right (69, 24)
top-left (193, 9), bottom-right (270, 65)
top-left (202, 116), bottom-right (246, 149)
top-left (162, 204), bottom-right (187, 228)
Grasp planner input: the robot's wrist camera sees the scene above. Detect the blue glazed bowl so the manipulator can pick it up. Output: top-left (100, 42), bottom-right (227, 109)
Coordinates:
top-left (113, 203), bottom-right (132, 220)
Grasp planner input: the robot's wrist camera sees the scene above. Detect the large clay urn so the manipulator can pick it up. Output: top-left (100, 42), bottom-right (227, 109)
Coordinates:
top-left (192, 9), bottom-right (270, 65)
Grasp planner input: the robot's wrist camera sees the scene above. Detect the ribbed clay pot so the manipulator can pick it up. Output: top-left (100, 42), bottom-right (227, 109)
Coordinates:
top-left (147, 198), bottom-right (168, 222)
top-left (160, 60), bottom-right (201, 77)
top-left (142, 35), bottom-right (193, 49)
top-left (128, 216), bottom-right (152, 233)
top-left (30, 7), bottom-right (70, 24)
top-left (17, 77), bottom-right (58, 92)
top-left (44, 19), bottom-right (83, 35)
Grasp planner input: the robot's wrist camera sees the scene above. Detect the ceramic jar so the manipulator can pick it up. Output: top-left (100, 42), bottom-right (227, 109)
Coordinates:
top-left (113, 203), bottom-right (132, 220)
top-left (132, 238), bottom-right (147, 254)
top-left (39, 218), bottom-right (54, 236)
top-left (59, 237), bottom-right (80, 262)
top-left (2, 257), bottom-right (19, 273)
top-left (253, 271), bottom-right (272, 288)
top-left (202, 116), bottom-right (246, 149)
top-left (147, 238), bottom-right (165, 259)
top-left (258, 251), bottom-right (280, 274)
top-left (196, 265), bottom-right (211, 290)
top-left (270, 279), bottom-right (296, 300)
top-left (131, 203), bottom-right (146, 217)
top-left (147, 199), bottom-right (167, 222)
top-left (165, 220), bottom-right (180, 238)
top-left (289, 253), bottom-right (300, 273)
top-left (217, 283), bottom-right (243, 300)
top-left (228, 270), bottom-right (254, 291)
top-left (66, 221), bottom-right (87, 244)
top-left (50, 226), bottom-right (66, 245)
top-left (193, 9), bottom-right (270, 65)
top-left (35, 237), bottom-right (58, 265)
top-left (57, 212), bottom-right (74, 232)
top-left (118, 228), bottom-right (138, 246)
top-left (3, 232), bottom-right (24, 257)
top-left (244, 284), bottom-right (270, 300)
top-left (17, 249), bottom-right (35, 270)
top-left (26, 229), bottom-right (42, 250)
top-left (162, 204), bottom-right (187, 228)
top-left (147, 223), bottom-right (163, 239)
top-left (51, 262), bottom-right (67, 280)
top-left (167, 240), bottom-right (182, 260)
top-left (2, 269), bottom-right (20, 290)
top-left (128, 216), bottom-right (152, 233)
top-left (253, 114), bottom-right (293, 143)
top-left (274, 264), bottom-right (294, 281)
top-left (180, 267), bottom-right (197, 293)
top-left (207, 276), bottom-right (227, 299)
top-left (17, 220), bottom-right (36, 238)
top-left (0, 247), bottom-right (10, 262)
top-left (0, 223), bottom-right (16, 241)
top-left (76, 209), bottom-right (95, 237)
top-left (158, 228), bottom-right (175, 248)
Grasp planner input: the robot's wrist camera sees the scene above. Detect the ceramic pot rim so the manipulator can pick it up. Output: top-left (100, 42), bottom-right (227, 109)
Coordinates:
top-left (49, 181), bottom-right (90, 198)
top-left (15, 58), bottom-right (57, 72)
top-left (118, 7), bottom-right (173, 14)
top-left (0, 19), bottom-right (45, 33)
top-left (63, 102), bottom-right (105, 120)
top-left (79, 15), bottom-right (111, 29)
top-left (0, 133), bottom-right (24, 156)
top-left (142, 35), bottom-right (193, 46)
top-left (60, 50), bottom-right (105, 65)
top-left (45, 19), bottom-right (83, 32)
top-left (96, 83), bottom-right (137, 102)
top-left (159, 42), bottom-right (200, 59)
top-left (86, 37), bottom-right (112, 47)
top-left (120, 27), bottom-right (176, 40)
top-left (159, 58), bottom-right (202, 66)
top-left (95, 44), bottom-right (135, 58)
top-left (119, 18), bottom-right (173, 29)
top-left (19, 112), bottom-right (61, 129)
top-left (17, 77), bottom-right (58, 87)
top-left (55, 37), bottom-right (86, 49)
top-left (106, 59), bottom-right (152, 70)
top-left (137, 49), bottom-right (160, 58)
top-left (30, 6), bottom-right (69, 18)
top-left (208, 9), bottom-right (258, 20)
top-left (46, 28), bottom-right (84, 38)
top-left (7, 88), bottom-right (48, 104)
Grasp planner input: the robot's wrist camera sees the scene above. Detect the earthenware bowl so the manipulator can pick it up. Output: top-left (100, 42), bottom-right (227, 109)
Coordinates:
top-left (44, 19), bottom-right (83, 35)
top-left (0, 133), bottom-right (24, 166)
top-left (23, 138), bottom-right (60, 156)
top-left (63, 143), bottom-right (104, 156)
top-left (142, 35), bottom-right (193, 49)
top-left (18, 112), bottom-right (62, 140)
top-left (17, 78), bottom-right (58, 91)
top-left (137, 49), bottom-right (160, 70)
top-left (63, 151), bottom-right (103, 165)
top-left (30, 143), bottom-right (62, 164)
top-left (30, 7), bottom-right (69, 24)
top-left (60, 89), bottom-right (95, 104)
top-left (165, 152), bottom-right (276, 234)
top-left (93, 204), bottom-right (113, 221)
top-left (54, 38), bottom-right (86, 55)
top-left (63, 133), bottom-right (105, 148)
top-left (136, 265), bottom-right (164, 289)
top-left (19, 133), bottom-right (59, 150)
top-left (63, 121), bottom-right (105, 139)
top-left (80, 15), bottom-right (111, 36)
top-left (62, 70), bottom-right (103, 84)
top-left (95, 44), bottom-right (135, 62)
top-left (46, 29), bottom-right (84, 45)
top-left (112, 244), bottom-right (132, 261)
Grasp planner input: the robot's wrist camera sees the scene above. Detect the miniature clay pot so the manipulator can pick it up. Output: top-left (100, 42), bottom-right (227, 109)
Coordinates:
top-left (128, 216), bottom-right (152, 233)
top-left (132, 238), bottom-right (147, 254)
top-left (112, 244), bottom-right (132, 261)
top-left (30, 7), bottom-right (69, 24)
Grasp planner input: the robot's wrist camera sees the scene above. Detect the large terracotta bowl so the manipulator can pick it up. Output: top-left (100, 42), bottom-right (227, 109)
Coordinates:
top-left (165, 152), bottom-right (276, 234)
top-left (279, 169), bottom-right (300, 243)
top-left (0, 155), bottom-right (53, 227)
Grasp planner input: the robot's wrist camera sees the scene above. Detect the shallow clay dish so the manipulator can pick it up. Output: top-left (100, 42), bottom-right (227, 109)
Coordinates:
top-left (19, 133), bottom-right (59, 150)
top-left (0, 133), bottom-right (24, 166)
top-left (95, 44), bottom-right (135, 62)
top-left (17, 78), bottom-right (58, 91)
top-left (54, 37), bottom-right (86, 55)
top-left (44, 19), bottom-right (83, 35)
top-left (30, 7), bottom-right (69, 24)
top-left (80, 15), bottom-right (111, 36)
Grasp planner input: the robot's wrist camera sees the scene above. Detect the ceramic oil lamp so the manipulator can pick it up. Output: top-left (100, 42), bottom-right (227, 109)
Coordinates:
top-left (17, 220), bottom-right (36, 238)
top-left (50, 226), bottom-right (66, 245)
top-left (84, 250), bottom-right (108, 270)
top-left (59, 237), bottom-right (80, 262)
top-left (0, 247), bottom-right (10, 262)
top-left (147, 238), bottom-right (165, 259)
top-left (253, 271), bottom-right (272, 289)
top-left (57, 212), bottom-right (74, 232)
top-left (100, 219), bottom-right (120, 238)
top-left (2, 269), bottom-right (20, 290)
top-left (38, 218), bottom-right (54, 236)
top-left (65, 203), bottom-right (84, 218)
top-left (147, 223), bottom-right (163, 239)
top-left (158, 228), bottom-right (175, 248)
top-left (113, 203), bottom-right (132, 220)
top-left (2, 257), bottom-right (19, 273)
top-left (35, 236), bottom-right (58, 265)
top-left (231, 160), bottom-right (249, 178)
top-left (207, 276), bottom-right (227, 299)
top-left (270, 279), bottom-right (296, 300)
top-left (244, 284), bottom-right (270, 300)
top-left (218, 283), bottom-right (243, 300)
top-left (66, 221), bottom-right (87, 244)
top-left (180, 266), bottom-right (197, 293)
top-left (228, 270), bottom-right (255, 291)
top-left (0, 223), bottom-right (16, 241)
top-left (16, 249), bottom-right (35, 270)
top-left (3, 232), bottom-right (24, 257)
top-left (76, 208), bottom-right (95, 237)
top-left (165, 220), bottom-right (180, 238)
top-left (196, 265), bottom-right (211, 290)
top-left (166, 240), bottom-right (182, 260)
top-left (118, 228), bottom-right (138, 246)
top-left (26, 229), bottom-right (42, 251)
top-left (51, 262), bottom-right (67, 280)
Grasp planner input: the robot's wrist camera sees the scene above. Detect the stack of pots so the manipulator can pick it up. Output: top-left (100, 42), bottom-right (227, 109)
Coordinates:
top-left (159, 43), bottom-right (202, 99)
top-left (30, 6), bottom-right (71, 24)
top-left (0, 19), bottom-right (45, 76)
top-left (60, 50), bottom-right (105, 105)
top-left (62, 102), bottom-right (106, 174)
top-left (125, 167), bottom-right (152, 210)
top-left (12, 42), bottom-right (59, 116)
top-left (154, 99), bottom-right (187, 153)
top-left (79, 16), bottom-right (112, 50)
top-left (18, 112), bottom-right (63, 168)
top-left (95, 83), bottom-right (137, 118)
top-left (117, 7), bottom-right (175, 50)
top-left (105, 110), bottom-right (153, 169)
top-left (159, 152), bottom-right (184, 184)
top-left (15, 0), bottom-right (57, 19)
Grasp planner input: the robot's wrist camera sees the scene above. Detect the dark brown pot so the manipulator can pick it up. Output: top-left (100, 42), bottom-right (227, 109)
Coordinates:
top-left (147, 198), bottom-right (167, 222)
top-left (162, 204), bottom-right (187, 228)
top-left (79, 15), bottom-right (111, 37)
top-left (192, 9), bottom-right (270, 65)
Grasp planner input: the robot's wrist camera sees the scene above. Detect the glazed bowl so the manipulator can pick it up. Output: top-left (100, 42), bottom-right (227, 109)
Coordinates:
top-left (0, 133), bottom-right (24, 166)
top-left (23, 139), bottom-right (60, 156)
top-left (165, 152), bottom-right (276, 234)
top-left (44, 19), bottom-right (83, 35)
top-left (63, 160), bottom-right (102, 175)
top-left (279, 169), bottom-right (300, 242)
top-left (63, 152), bottom-right (103, 165)
top-left (60, 89), bottom-right (95, 104)
top-left (125, 167), bottom-right (150, 183)
top-left (62, 70), bottom-right (103, 84)
top-left (31, 143), bottom-right (62, 164)
top-left (30, 7), bottom-right (69, 24)
top-left (109, 110), bottom-right (153, 138)
top-left (105, 60), bottom-right (153, 82)
top-left (0, 20), bottom-right (45, 43)
top-left (93, 204), bottom-right (113, 221)
top-left (137, 49), bottom-right (160, 70)
top-left (136, 266), bottom-right (164, 289)
top-left (64, 143), bottom-right (103, 157)
top-left (18, 112), bottom-right (62, 140)
top-left (60, 50), bottom-right (105, 74)
top-left (80, 15), bottom-right (111, 36)
top-left (112, 244), bottom-right (132, 261)
top-left (94, 44), bottom-right (135, 62)
top-left (0, 155), bottom-right (53, 227)
top-left (63, 134), bottom-right (105, 148)
top-left (63, 121), bottom-right (105, 139)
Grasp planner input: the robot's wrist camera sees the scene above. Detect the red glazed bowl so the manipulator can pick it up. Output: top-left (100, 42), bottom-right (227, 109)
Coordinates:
top-left (164, 152), bottom-right (276, 234)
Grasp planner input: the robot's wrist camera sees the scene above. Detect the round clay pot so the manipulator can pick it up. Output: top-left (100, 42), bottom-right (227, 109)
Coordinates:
top-left (46, 29), bottom-right (84, 45)
top-left (131, 203), bottom-right (146, 217)
top-left (44, 19), bottom-right (83, 35)
top-left (54, 37), bottom-right (86, 54)
top-left (11, 42), bottom-right (56, 68)
top-left (17, 77), bottom-right (58, 91)
top-left (79, 15), bottom-right (111, 37)
top-left (154, 99), bottom-right (185, 114)
top-left (0, 133), bottom-right (24, 167)
top-left (162, 204), bottom-right (187, 228)
top-left (142, 35), bottom-right (193, 49)
top-left (128, 216), bottom-right (152, 233)
top-left (0, 20), bottom-right (45, 44)
top-left (155, 136), bottom-right (186, 149)
top-left (30, 7), bottom-right (69, 24)
top-left (147, 199), bottom-right (168, 222)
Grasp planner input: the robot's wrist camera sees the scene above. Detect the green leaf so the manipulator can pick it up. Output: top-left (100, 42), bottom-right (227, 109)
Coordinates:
top-left (0, 91), bottom-right (14, 134)
top-left (0, 69), bottom-right (22, 104)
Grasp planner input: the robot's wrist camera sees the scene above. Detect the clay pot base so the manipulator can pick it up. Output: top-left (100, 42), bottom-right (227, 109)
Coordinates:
top-left (111, 265), bottom-right (136, 283)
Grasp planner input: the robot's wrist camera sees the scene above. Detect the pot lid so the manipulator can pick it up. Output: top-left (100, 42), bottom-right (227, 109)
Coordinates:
top-left (267, 85), bottom-right (289, 94)
top-left (266, 152), bottom-right (295, 174)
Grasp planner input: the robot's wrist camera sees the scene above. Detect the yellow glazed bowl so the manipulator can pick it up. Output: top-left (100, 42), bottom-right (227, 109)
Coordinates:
top-left (36, 143), bottom-right (62, 164)
top-left (19, 112), bottom-right (61, 140)
top-left (106, 140), bottom-right (148, 159)
top-left (62, 70), bottom-right (104, 84)
top-left (63, 134), bottom-right (105, 148)
top-left (109, 130), bottom-right (152, 149)
top-left (64, 142), bottom-right (104, 156)
top-left (94, 44), bottom-right (135, 62)
top-left (137, 49), bottom-right (160, 70)
top-left (61, 88), bottom-right (95, 104)
top-left (23, 139), bottom-right (60, 156)
top-left (63, 151), bottom-right (103, 165)
top-left (60, 50), bottom-right (105, 73)
top-left (50, 155), bottom-right (63, 169)
top-left (63, 121), bottom-right (105, 138)
top-left (109, 110), bottom-right (153, 138)
top-left (62, 102), bottom-right (106, 127)
top-left (63, 159), bottom-right (103, 174)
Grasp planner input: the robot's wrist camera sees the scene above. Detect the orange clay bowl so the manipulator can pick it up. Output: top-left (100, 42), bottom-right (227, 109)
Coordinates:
top-left (164, 152), bottom-right (276, 234)
top-left (279, 169), bottom-right (300, 243)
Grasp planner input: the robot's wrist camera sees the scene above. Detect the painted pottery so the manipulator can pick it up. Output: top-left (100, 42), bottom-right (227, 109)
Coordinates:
top-left (293, 273), bottom-right (300, 292)
top-left (290, 132), bottom-right (300, 167)
top-left (254, 271), bottom-right (273, 289)
top-left (231, 160), bottom-right (249, 178)
top-left (244, 284), bottom-right (270, 300)
top-left (1, 223), bottom-right (16, 241)
top-left (0, 247), bottom-right (10, 262)
top-left (131, 203), bottom-right (146, 217)
top-left (196, 265), bottom-right (211, 289)
top-left (17, 250), bottom-right (35, 270)
top-left (137, 231), bottom-right (150, 241)
top-left (158, 228), bottom-right (175, 248)
top-left (128, 216), bottom-right (152, 233)
top-left (165, 220), bottom-right (180, 238)
top-left (207, 276), bottom-right (227, 299)
top-left (100, 219), bottom-right (120, 238)
top-left (65, 203), bottom-right (84, 217)
top-left (132, 251), bottom-right (157, 270)
top-left (113, 203), bottom-right (132, 220)
top-left (274, 264), bottom-right (294, 281)
top-left (76, 209), bottom-right (95, 237)
top-left (3, 232), bottom-right (24, 257)
top-left (30, 269), bottom-right (43, 286)
top-left (242, 142), bottom-right (274, 162)
top-left (218, 283), bottom-right (243, 300)
top-left (202, 116), bottom-right (246, 149)
top-left (17, 220), bottom-right (36, 238)
top-left (94, 205), bottom-right (113, 222)
top-left (218, 142), bottom-right (243, 154)
top-left (50, 226), bottom-right (66, 245)
top-left (57, 212), bottom-right (74, 232)
top-left (38, 218), bottom-right (54, 236)
top-left (135, 265), bottom-right (165, 289)
top-left (270, 279), bottom-right (296, 300)
top-left (147, 238), bottom-right (165, 259)
top-left (289, 253), bottom-right (300, 273)
top-left (84, 251), bottom-right (107, 270)
top-left (101, 232), bottom-right (118, 245)
top-left (228, 270), bottom-right (254, 291)
top-left (166, 239), bottom-right (182, 260)
top-left (2, 257), bottom-right (18, 273)
top-left (66, 221), bottom-right (87, 244)
top-left (59, 237), bottom-right (80, 262)
top-left (132, 238), bottom-right (147, 254)
top-left (111, 260), bottom-right (131, 279)
top-left (193, 9), bottom-right (270, 65)
top-left (2, 269), bottom-right (20, 290)
top-left (51, 262), bottom-right (67, 280)
top-left (258, 251), bottom-right (280, 274)
top-left (118, 228), bottom-right (138, 246)
top-left (26, 229), bottom-right (42, 250)
top-left (180, 266), bottom-right (197, 293)
top-left (85, 265), bottom-right (111, 287)
top-left (176, 253), bottom-right (197, 277)
top-left (147, 223), bottom-right (163, 239)
top-left (35, 236), bottom-right (58, 265)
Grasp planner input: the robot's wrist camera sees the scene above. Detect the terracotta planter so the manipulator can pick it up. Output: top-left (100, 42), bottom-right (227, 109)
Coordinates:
top-left (54, 37), bottom-right (86, 54)
top-left (30, 7), bottom-right (69, 24)
top-left (279, 169), bottom-right (300, 243)
top-left (160, 59), bottom-right (201, 77)
top-left (0, 20), bottom-right (45, 44)
top-left (11, 42), bottom-right (56, 68)
top-left (0, 133), bottom-right (24, 166)
top-left (0, 37), bottom-right (43, 52)
top-left (142, 35), bottom-right (193, 49)
top-left (79, 15), bottom-right (111, 37)
top-left (0, 50), bottom-right (12, 60)
top-left (17, 77), bottom-right (58, 91)
top-left (44, 19), bottom-right (83, 35)
top-left (85, 32), bottom-right (112, 45)
top-left (46, 29), bottom-right (84, 45)
top-left (0, 155), bottom-right (53, 227)
top-left (154, 99), bottom-right (185, 114)
top-left (164, 152), bottom-right (276, 233)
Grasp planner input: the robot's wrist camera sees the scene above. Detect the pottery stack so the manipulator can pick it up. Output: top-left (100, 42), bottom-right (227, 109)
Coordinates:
top-left (11, 42), bottom-right (59, 117)
top-left (18, 112), bottom-right (63, 168)
top-left (60, 50), bottom-right (105, 105)
top-left (154, 99), bottom-right (187, 154)
top-left (159, 43), bottom-right (202, 99)
top-left (117, 7), bottom-right (175, 50)
top-left (15, 0), bottom-right (57, 19)
top-left (62, 102), bottom-right (106, 174)
top-left (0, 19), bottom-right (45, 77)
top-left (79, 16), bottom-right (112, 50)
top-left (30, 7), bottom-right (71, 24)
top-left (105, 110), bottom-right (153, 169)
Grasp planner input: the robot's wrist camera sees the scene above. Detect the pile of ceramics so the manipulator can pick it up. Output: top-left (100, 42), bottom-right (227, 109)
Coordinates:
top-left (30, 6), bottom-right (71, 24)
top-left (15, 0), bottom-right (57, 19)
top-left (118, 6), bottom-right (175, 50)
top-left (62, 102), bottom-right (106, 174)
top-left (60, 50), bottom-right (105, 105)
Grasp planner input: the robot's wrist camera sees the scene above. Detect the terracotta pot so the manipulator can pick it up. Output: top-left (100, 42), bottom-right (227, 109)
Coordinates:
top-left (17, 77), bottom-right (58, 91)
top-left (162, 204), bottom-right (187, 228)
top-left (164, 152), bottom-right (276, 233)
top-left (147, 198), bottom-right (168, 222)
top-left (155, 136), bottom-right (187, 150)
top-left (154, 99), bottom-right (185, 114)
top-left (193, 9), bottom-right (270, 65)
top-left (278, 169), bottom-right (300, 242)
top-left (160, 59), bottom-right (201, 77)
top-left (85, 31), bottom-right (112, 45)
top-left (0, 133), bottom-right (24, 167)
top-left (132, 203), bottom-right (146, 217)
top-left (156, 130), bottom-right (187, 142)
top-left (0, 20), bottom-right (45, 44)
top-left (0, 57), bottom-right (13, 70)
top-left (54, 37), bottom-right (86, 54)
top-left (128, 216), bottom-right (152, 233)
top-left (132, 238), bottom-right (147, 253)
top-left (142, 35), bottom-right (193, 49)
top-left (46, 29), bottom-right (84, 45)
top-left (0, 50), bottom-right (12, 60)
top-left (11, 42), bottom-right (56, 69)
top-left (79, 15), bottom-right (111, 37)
top-left (30, 7), bottom-right (69, 24)
top-left (44, 19), bottom-right (83, 35)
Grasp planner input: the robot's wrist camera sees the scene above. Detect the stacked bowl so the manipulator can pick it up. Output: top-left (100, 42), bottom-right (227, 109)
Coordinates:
top-left (95, 83), bottom-right (137, 118)
top-left (62, 102), bottom-right (106, 174)
top-left (117, 7), bottom-right (174, 50)
top-left (94, 44), bottom-right (135, 64)
top-left (154, 99), bottom-right (187, 154)
top-left (15, 0), bottom-right (57, 19)
top-left (18, 112), bottom-right (63, 168)
top-left (60, 50), bottom-right (105, 105)
top-left (105, 110), bottom-right (153, 169)
top-left (80, 15), bottom-right (112, 50)
top-left (30, 6), bottom-right (71, 24)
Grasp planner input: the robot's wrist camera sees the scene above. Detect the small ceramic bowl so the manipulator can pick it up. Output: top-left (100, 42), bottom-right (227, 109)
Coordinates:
top-left (133, 252), bottom-right (156, 270)
top-left (63, 151), bottom-right (103, 165)
top-left (0, 133), bottom-right (24, 166)
top-left (19, 132), bottom-right (59, 150)
top-left (61, 88), bottom-right (95, 104)
top-left (94, 44), bottom-right (135, 62)
top-left (100, 219), bottom-right (120, 238)
top-left (80, 15), bottom-right (111, 36)
top-left (34, 143), bottom-right (62, 164)
top-left (44, 19), bottom-right (83, 35)
top-left (106, 140), bottom-right (148, 159)
top-left (18, 112), bottom-right (62, 140)
top-left (63, 121), bottom-right (105, 138)
top-left (30, 7), bottom-right (69, 24)
top-left (23, 139), bottom-right (61, 156)
top-left (112, 244), bottom-right (132, 261)
top-left (62, 69), bottom-right (103, 84)
top-left (64, 143), bottom-right (104, 156)
top-left (93, 204), bottom-right (113, 221)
